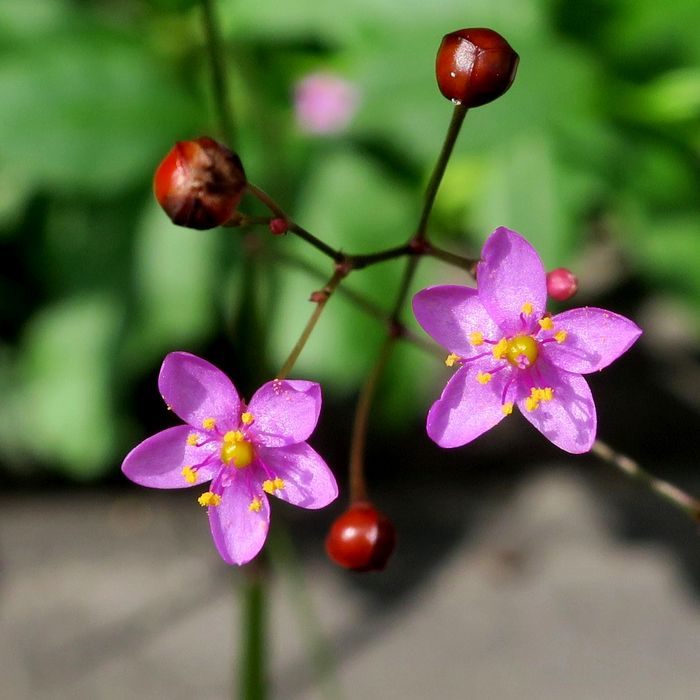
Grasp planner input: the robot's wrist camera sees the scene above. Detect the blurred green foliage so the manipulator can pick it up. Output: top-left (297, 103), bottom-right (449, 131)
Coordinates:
top-left (1, 0), bottom-right (699, 479)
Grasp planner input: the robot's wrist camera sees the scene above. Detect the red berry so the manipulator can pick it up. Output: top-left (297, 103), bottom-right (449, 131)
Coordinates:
top-left (325, 502), bottom-right (396, 572)
top-left (154, 137), bottom-right (246, 230)
top-left (269, 217), bottom-right (289, 235)
top-left (547, 267), bottom-right (578, 302)
top-left (435, 28), bottom-right (519, 107)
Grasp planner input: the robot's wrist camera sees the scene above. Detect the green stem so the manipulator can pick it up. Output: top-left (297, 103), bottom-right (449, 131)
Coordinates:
top-left (238, 564), bottom-right (266, 700)
top-left (349, 336), bottom-right (395, 503)
top-left (591, 439), bottom-right (700, 521)
top-left (415, 103), bottom-right (468, 241)
top-left (276, 269), bottom-right (345, 380)
top-left (200, 0), bottom-right (236, 146)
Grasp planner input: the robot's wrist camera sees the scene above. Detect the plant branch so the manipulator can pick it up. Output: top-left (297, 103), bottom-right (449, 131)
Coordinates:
top-left (200, 0), bottom-right (236, 146)
top-left (591, 439), bottom-right (700, 521)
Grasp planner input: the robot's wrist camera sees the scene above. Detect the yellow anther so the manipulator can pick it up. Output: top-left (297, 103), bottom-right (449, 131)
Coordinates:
top-left (525, 396), bottom-right (539, 412)
top-left (521, 302), bottom-right (534, 315)
top-left (445, 353), bottom-right (460, 367)
top-left (241, 412), bottom-right (254, 425)
top-left (469, 331), bottom-right (484, 346)
top-left (538, 316), bottom-right (554, 331)
top-left (273, 477), bottom-right (285, 490)
top-left (197, 491), bottom-right (221, 507)
top-left (493, 338), bottom-right (509, 360)
top-left (502, 402), bottom-right (514, 416)
top-left (540, 387), bottom-right (554, 401)
top-left (554, 330), bottom-right (567, 343)
top-left (223, 430), bottom-right (244, 443)
top-left (181, 466), bottom-right (197, 484)
top-left (186, 433), bottom-right (200, 447)
top-left (202, 417), bottom-right (216, 430)
top-left (262, 477), bottom-right (285, 494)
top-left (248, 497), bottom-right (262, 512)
top-left (476, 371), bottom-right (492, 385)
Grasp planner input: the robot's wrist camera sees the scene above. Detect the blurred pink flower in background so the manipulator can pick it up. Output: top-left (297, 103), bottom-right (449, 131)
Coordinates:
top-left (294, 72), bottom-right (360, 135)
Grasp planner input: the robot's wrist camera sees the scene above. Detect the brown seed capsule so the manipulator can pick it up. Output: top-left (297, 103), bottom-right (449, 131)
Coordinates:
top-left (154, 137), bottom-right (246, 230)
top-left (435, 28), bottom-right (519, 107)
top-left (325, 502), bottom-right (396, 572)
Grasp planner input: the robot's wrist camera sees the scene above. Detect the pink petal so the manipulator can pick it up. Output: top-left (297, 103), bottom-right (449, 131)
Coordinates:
top-left (412, 285), bottom-right (501, 356)
top-left (477, 227), bottom-right (547, 335)
top-left (543, 307), bottom-right (642, 374)
top-left (517, 362), bottom-right (596, 454)
top-left (208, 477), bottom-right (270, 565)
top-left (158, 352), bottom-right (241, 431)
top-left (257, 443), bottom-right (338, 509)
top-left (121, 425), bottom-right (219, 488)
top-left (247, 380), bottom-right (321, 447)
top-left (426, 362), bottom-right (511, 448)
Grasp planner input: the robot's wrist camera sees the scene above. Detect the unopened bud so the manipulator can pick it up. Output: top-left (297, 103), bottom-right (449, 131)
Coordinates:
top-left (547, 267), bottom-right (578, 302)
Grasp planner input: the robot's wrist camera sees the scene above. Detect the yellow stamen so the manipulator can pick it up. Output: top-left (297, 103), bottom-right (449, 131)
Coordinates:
top-left (469, 331), bottom-right (484, 346)
top-left (197, 491), bottom-right (221, 507)
top-left (202, 417), bottom-right (216, 430)
top-left (241, 412), bottom-right (254, 425)
top-left (223, 430), bottom-right (244, 443)
top-left (521, 302), bottom-right (534, 315)
top-left (263, 477), bottom-right (285, 494)
top-left (538, 316), bottom-right (554, 331)
top-left (445, 353), bottom-right (460, 367)
top-left (181, 466), bottom-right (197, 484)
top-left (525, 396), bottom-right (539, 412)
top-left (186, 433), bottom-right (200, 446)
top-left (502, 402), bottom-right (514, 416)
top-left (476, 371), bottom-right (492, 385)
top-left (554, 330), bottom-right (567, 343)
top-left (492, 338), bottom-right (509, 360)
top-left (248, 497), bottom-right (262, 512)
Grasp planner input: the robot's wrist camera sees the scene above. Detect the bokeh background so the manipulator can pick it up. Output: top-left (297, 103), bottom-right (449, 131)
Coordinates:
top-left (1, 0), bottom-right (700, 698)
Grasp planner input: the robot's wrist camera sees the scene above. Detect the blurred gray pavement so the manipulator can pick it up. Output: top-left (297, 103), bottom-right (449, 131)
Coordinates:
top-left (2, 468), bottom-right (699, 699)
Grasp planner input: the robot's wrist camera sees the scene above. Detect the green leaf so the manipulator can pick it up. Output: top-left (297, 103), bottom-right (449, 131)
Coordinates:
top-left (12, 295), bottom-right (121, 478)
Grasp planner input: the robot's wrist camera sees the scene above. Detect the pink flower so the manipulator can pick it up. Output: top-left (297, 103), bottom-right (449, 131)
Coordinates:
top-left (294, 72), bottom-right (359, 135)
top-left (122, 352), bottom-right (338, 564)
top-left (412, 227), bottom-right (642, 454)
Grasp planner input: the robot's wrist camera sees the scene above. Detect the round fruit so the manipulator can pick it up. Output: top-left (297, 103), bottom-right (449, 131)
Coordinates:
top-left (154, 137), bottom-right (246, 230)
top-left (436, 28), bottom-right (519, 107)
top-left (547, 267), bottom-right (579, 301)
top-left (325, 502), bottom-right (396, 572)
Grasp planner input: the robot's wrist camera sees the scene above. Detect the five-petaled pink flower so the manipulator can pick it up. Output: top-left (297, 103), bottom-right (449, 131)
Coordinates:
top-left (413, 227), bottom-right (642, 454)
top-left (122, 352), bottom-right (338, 565)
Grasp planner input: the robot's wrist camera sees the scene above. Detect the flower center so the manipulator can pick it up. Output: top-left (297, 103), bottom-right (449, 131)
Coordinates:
top-left (506, 334), bottom-right (538, 369)
top-left (221, 431), bottom-right (255, 468)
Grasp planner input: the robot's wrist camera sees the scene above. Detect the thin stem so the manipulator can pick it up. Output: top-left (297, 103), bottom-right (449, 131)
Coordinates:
top-left (238, 564), bottom-right (266, 700)
top-left (247, 184), bottom-right (342, 261)
top-left (415, 103), bottom-right (468, 241)
top-left (591, 439), bottom-right (700, 521)
top-left (426, 243), bottom-right (478, 277)
top-left (276, 269), bottom-right (345, 380)
top-left (350, 243), bottom-right (414, 269)
top-left (200, 0), bottom-right (236, 146)
top-left (349, 336), bottom-right (395, 503)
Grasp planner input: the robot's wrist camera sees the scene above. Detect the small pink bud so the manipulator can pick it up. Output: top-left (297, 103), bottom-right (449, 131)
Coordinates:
top-left (269, 218), bottom-right (288, 235)
top-left (547, 268), bottom-right (578, 301)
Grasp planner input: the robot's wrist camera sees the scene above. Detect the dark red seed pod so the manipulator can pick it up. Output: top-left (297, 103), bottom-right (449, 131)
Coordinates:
top-left (547, 267), bottom-right (578, 302)
top-left (435, 28), bottom-right (519, 107)
top-left (154, 137), bottom-right (246, 230)
top-left (325, 502), bottom-right (396, 572)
